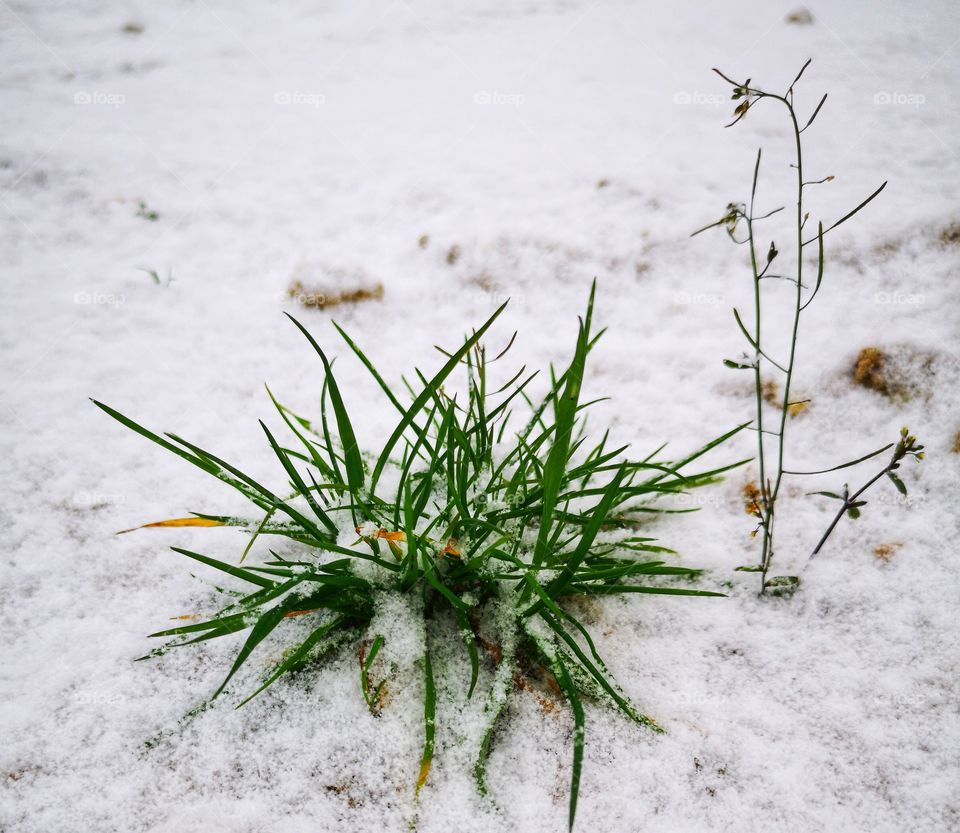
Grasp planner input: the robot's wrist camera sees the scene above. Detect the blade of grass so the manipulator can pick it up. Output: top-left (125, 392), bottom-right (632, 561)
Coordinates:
top-left (552, 656), bottom-right (584, 833)
top-left (415, 644), bottom-right (436, 795)
top-left (456, 605), bottom-right (479, 698)
top-left (170, 546), bottom-right (275, 589)
top-left (236, 616), bottom-right (350, 707)
top-left (371, 302), bottom-right (508, 492)
top-left (285, 314), bottom-right (365, 496)
top-left (260, 420), bottom-right (338, 534)
top-left (361, 633), bottom-right (385, 709)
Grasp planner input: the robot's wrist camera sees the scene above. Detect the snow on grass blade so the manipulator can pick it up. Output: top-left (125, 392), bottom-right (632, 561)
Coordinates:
top-left (416, 645), bottom-right (436, 795)
top-left (552, 656), bottom-right (585, 833)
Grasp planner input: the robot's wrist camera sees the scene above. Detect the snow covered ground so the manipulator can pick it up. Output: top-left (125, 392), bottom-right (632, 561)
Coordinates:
top-left (1, 1), bottom-right (959, 831)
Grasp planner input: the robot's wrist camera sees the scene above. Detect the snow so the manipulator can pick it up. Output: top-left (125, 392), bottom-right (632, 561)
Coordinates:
top-left (1, 1), bottom-right (959, 831)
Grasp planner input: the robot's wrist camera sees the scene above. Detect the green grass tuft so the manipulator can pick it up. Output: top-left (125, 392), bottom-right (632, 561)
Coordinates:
top-left (94, 282), bottom-right (745, 828)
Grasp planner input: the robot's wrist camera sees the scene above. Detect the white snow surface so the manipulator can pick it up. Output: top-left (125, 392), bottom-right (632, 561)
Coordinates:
top-left (1, 1), bottom-right (959, 832)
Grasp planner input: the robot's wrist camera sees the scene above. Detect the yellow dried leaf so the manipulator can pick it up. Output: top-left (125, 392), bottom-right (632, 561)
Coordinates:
top-left (117, 517), bottom-right (226, 535)
top-left (354, 527), bottom-right (406, 542)
top-left (378, 529), bottom-right (406, 542)
top-left (415, 759), bottom-right (432, 793)
top-left (283, 608), bottom-right (323, 619)
top-left (442, 539), bottom-right (460, 557)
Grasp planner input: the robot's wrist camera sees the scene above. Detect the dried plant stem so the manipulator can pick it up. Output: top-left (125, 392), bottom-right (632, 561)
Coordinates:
top-left (698, 61), bottom-right (901, 592)
top-left (759, 93), bottom-right (805, 590)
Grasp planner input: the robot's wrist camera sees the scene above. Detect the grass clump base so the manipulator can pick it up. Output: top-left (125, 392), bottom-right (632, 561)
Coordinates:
top-left (95, 282), bottom-right (743, 829)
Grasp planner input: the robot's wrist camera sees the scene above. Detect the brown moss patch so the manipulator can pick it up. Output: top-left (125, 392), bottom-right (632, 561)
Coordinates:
top-left (560, 594), bottom-right (602, 625)
top-left (952, 431), bottom-right (960, 453)
top-left (761, 379), bottom-right (810, 417)
top-left (514, 654), bottom-right (562, 715)
top-left (288, 279), bottom-right (383, 309)
top-left (873, 542), bottom-right (902, 562)
top-left (446, 244), bottom-right (461, 265)
top-left (467, 271), bottom-right (498, 293)
top-left (742, 481), bottom-right (763, 517)
top-left (853, 347), bottom-right (888, 393)
top-left (851, 345), bottom-right (932, 400)
top-left (785, 7), bottom-right (814, 24)
top-left (6, 763), bottom-right (42, 783)
top-left (872, 239), bottom-right (901, 257)
top-left (939, 223), bottom-right (960, 245)
top-left (325, 781), bottom-right (363, 808)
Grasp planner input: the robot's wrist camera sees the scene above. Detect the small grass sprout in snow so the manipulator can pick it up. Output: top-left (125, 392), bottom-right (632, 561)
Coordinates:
top-left (138, 266), bottom-right (173, 287)
top-left (136, 200), bottom-right (159, 221)
top-left (94, 282), bottom-right (745, 829)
